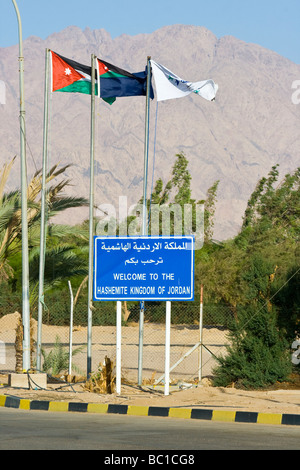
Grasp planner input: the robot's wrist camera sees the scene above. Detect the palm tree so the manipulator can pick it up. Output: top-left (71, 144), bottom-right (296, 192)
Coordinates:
top-left (0, 157), bottom-right (89, 293)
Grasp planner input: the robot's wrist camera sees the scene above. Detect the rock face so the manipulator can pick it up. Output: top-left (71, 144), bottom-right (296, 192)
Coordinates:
top-left (1, 24), bottom-right (299, 239)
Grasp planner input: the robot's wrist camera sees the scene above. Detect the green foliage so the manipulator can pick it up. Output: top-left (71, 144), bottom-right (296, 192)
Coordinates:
top-left (29, 244), bottom-right (87, 290)
top-left (41, 335), bottom-right (85, 376)
top-left (273, 267), bottom-right (300, 342)
top-left (242, 165), bottom-right (300, 236)
top-left (196, 164), bottom-right (299, 388)
top-left (0, 159), bottom-right (88, 299)
top-left (197, 164), bottom-right (299, 308)
top-left (213, 303), bottom-right (292, 388)
top-left (212, 253), bottom-right (293, 388)
top-left (171, 152), bottom-right (193, 204)
top-left (202, 180), bottom-right (220, 243)
top-left (0, 283), bottom-right (21, 313)
top-left (114, 152), bottom-right (206, 239)
top-left (0, 154), bottom-right (298, 388)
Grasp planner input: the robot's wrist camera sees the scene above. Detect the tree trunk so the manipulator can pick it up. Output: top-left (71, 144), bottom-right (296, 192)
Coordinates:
top-left (122, 301), bottom-right (131, 322)
top-left (15, 312), bottom-right (35, 372)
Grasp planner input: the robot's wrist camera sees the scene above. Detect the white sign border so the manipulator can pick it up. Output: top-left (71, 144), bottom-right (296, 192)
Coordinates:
top-left (93, 235), bottom-right (194, 301)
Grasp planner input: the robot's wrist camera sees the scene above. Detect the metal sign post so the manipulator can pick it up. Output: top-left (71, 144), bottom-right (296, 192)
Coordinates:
top-left (116, 301), bottom-right (122, 394)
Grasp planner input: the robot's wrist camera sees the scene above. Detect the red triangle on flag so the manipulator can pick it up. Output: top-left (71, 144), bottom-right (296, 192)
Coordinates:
top-left (51, 51), bottom-right (85, 92)
top-left (97, 60), bottom-right (110, 76)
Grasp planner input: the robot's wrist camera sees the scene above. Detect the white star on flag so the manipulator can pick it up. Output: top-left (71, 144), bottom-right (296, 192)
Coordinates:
top-left (64, 68), bottom-right (72, 76)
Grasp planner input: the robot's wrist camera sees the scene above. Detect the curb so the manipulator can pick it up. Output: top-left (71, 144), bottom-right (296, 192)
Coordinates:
top-left (1, 394), bottom-right (300, 425)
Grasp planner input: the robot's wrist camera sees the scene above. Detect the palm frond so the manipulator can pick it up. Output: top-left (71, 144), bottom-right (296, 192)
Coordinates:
top-left (0, 156), bottom-right (16, 205)
top-left (29, 244), bottom-right (88, 286)
top-left (48, 196), bottom-right (89, 215)
top-left (0, 160), bottom-right (88, 291)
top-left (46, 223), bottom-right (88, 240)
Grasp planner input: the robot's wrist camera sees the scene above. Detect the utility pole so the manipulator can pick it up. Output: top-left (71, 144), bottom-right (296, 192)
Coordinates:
top-left (12, 0), bottom-right (31, 371)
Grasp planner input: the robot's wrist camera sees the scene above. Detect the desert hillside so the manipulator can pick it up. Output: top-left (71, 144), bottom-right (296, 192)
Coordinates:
top-left (1, 24), bottom-right (299, 239)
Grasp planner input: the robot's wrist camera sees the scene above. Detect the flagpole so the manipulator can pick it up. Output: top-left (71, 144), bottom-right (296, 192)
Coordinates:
top-left (36, 48), bottom-right (50, 371)
top-left (11, 0), bottom-right (31, 371)
top-left (138, 56), bottom-right (151, 386)
top-left (87, 54), bottom-right (96, 377)
top-left (142, 56), bottom-right (151, 237)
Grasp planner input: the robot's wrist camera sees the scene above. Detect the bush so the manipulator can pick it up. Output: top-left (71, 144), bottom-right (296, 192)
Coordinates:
top-left (213, 303), bottom-right (292, 389)
top-left (41, 335), bottom-right (84, 375)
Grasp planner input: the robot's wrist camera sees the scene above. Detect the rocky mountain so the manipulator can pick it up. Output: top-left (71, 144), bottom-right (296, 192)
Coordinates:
top-left (1, 24), bottom-right (299, 240)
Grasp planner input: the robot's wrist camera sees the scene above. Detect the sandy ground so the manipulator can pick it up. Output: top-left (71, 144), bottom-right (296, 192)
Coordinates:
top-left (0, 312), bottom-right (299, 416)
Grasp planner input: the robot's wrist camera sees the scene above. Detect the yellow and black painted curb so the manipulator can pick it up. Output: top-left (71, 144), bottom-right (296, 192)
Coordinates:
top-left (1, 394), bottom-right (300, 425)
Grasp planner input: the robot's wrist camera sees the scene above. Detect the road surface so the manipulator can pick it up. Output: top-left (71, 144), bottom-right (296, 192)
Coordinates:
top-left (0, 407), bottom-right (299, 451)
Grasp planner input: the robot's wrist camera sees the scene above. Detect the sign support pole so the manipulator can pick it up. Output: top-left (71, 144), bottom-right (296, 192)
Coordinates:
top-left (116, 301), bottom-right (122, 394)
top-left (164, 301), bottom-right (171, 396)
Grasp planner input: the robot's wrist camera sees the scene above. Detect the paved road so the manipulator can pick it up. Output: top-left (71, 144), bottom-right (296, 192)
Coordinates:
top-left (0, 407), bottom-right (299, 451)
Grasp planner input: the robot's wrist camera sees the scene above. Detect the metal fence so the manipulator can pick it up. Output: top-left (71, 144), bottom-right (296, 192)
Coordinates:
top-left (0, 291), bottom-right (234, 385)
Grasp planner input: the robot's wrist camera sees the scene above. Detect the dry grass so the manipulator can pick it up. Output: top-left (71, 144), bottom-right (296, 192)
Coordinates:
top-left (84, 356), bottom-right (115, 394)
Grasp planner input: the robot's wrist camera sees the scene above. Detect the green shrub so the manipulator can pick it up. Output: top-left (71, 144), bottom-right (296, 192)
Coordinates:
top-left (41, 335), bottom-right (85, 376)
top-left (213, 303), bottom-right (292, 389)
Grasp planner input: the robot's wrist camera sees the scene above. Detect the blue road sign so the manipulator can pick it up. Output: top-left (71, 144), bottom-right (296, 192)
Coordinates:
top-left (93, 236), bottom-right (194, 301)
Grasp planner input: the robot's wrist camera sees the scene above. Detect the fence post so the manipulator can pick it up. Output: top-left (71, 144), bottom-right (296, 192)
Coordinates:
top-left (164, 301), bottom-right (171, 396)
top-left (198, 285), bottom-right (204, 383)
top-left (68, 281), bottom-right (74, 376)
top-left (0, 340), bottom-right (5, 366)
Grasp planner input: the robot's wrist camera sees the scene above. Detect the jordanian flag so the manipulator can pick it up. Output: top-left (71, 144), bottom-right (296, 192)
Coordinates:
top-left (50, 50), bottom-right (95, 95)
top-left (97, 58), bottom-right (153, 104)
top-left (50, 50), bottom-right (152, 104)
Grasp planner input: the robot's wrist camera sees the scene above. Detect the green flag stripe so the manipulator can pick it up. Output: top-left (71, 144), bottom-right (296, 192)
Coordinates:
top-left (101, 71), bottom-right (128, 79)
top-left (54, 81), bottom-right (97, 95)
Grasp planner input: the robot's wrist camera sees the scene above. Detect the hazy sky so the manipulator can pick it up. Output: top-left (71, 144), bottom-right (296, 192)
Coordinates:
top-left (1, 0), bottom-right (299, 63)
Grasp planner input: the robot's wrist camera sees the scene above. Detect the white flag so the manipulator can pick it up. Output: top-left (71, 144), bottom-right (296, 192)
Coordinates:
top-left (150, 60), bottom-right (218, 102)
